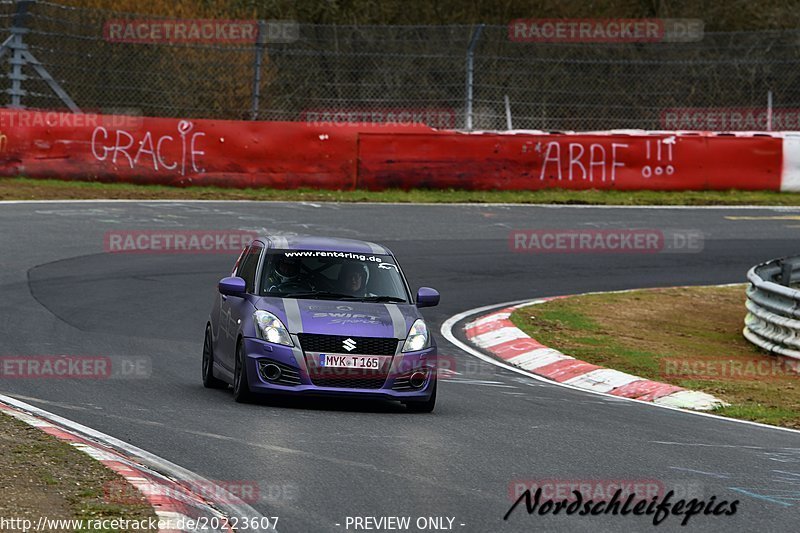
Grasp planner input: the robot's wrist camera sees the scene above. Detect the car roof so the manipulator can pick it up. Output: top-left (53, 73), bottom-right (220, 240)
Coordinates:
top-left (261, 235), bottom-right (392, 255)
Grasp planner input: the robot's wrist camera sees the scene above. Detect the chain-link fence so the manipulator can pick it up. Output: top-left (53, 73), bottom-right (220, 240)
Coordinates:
top-left (2, 0), bottom-right (800, 130)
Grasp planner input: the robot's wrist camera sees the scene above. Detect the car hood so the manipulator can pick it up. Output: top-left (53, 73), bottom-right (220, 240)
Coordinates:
top-left (254, 297), bottom-right (419, 339)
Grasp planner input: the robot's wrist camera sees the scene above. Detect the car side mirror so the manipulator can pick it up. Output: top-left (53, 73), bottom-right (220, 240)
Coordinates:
top-left (416, 287), bottom-right (440, 308)
top-left (219, 276), bottom-right (246, 297)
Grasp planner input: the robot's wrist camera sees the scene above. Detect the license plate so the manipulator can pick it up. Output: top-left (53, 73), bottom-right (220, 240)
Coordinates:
top-left (319, 354), bottom-right (387, 369)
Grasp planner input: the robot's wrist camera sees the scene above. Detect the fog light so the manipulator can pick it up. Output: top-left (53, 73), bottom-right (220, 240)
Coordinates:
top-left (262, 363), bottom-right (282, 381)
top-left (409, 371), bottom-right (427, 388)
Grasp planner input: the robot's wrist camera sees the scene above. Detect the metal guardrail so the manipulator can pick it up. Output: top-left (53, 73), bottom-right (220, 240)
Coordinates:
top-left (744, 256), bottom-right (800, 360)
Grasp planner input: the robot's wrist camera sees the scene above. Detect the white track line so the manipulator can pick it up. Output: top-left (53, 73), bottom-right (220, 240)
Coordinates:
top-left (441, 295), bottom-right (800, 436)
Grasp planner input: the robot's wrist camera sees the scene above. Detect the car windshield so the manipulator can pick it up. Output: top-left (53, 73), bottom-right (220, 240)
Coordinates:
top-left (260, 250), bottom-right (409, 303)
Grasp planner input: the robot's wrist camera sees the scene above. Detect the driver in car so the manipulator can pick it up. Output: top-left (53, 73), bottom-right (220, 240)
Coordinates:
top-left (267, 256), bottom-right (302, 292)
top-left (339, 262), bottom-right (371, 297)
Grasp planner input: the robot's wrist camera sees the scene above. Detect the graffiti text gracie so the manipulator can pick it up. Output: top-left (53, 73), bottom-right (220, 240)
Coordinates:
top-left (91, 120), bottom-right (205, 175)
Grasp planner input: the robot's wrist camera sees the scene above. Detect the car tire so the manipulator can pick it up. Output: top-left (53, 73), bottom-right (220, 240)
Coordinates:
top-left (404, 378), bottom-right (437, 413)
top-left (233, 338), bottom-right (254, 403)
top-left (202, 326), bottom-right (227, 389)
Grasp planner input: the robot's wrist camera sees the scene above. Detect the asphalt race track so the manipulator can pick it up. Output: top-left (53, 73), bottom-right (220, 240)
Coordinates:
top-left (2, 201), bottom-right (800, 532)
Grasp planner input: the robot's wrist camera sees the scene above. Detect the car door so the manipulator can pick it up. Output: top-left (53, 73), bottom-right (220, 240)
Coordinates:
top-left (217, 241), bottom-right (264, 372)
top-left (211, 246), bottom-right (246, 360)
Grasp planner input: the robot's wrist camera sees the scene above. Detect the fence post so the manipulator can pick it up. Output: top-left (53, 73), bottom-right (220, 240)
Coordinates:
top-left (504, 94), bottom-right (512, 130)
top-left (464, 24), bottom-right (484, 131)
top-left (767, 90), bottom-right (773, 132)
top-left (8, 0), bottom-right (33, 108)
top-left (251, 20), bottom-right (267, 120)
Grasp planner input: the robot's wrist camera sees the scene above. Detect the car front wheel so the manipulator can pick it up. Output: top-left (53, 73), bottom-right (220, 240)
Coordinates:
top-left (202, 326), bottom-right (227, 389)
top-left (232, 339), bottom-right (254, 403)
top-left (404, 378), bottom-right (437, 413)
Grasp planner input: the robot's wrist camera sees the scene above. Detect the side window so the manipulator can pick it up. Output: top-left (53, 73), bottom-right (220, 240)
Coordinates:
top-left (236, 244), bottom-right (263, 293)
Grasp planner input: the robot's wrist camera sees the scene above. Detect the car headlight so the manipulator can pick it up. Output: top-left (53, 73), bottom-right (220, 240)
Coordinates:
top-left (402, 319), bottom-right (429, 352)
top-left (254, 310), bottom-right (293, 346)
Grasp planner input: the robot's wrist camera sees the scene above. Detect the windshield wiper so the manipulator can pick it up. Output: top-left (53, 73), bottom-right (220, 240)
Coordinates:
top-left (281, 291), bottom-right (360, 300)
top-left (359, 296), bottom-right (407, 303)
top-left (277, 292), bottom-right (407, 303)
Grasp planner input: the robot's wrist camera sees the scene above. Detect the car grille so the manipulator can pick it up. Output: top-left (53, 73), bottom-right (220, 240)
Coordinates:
top-left (257, 359), bottom-right (302, 386)
top-left (308, 368), bottom-right (387, 389)
top-left (297, 333), bottom-right (398, 356)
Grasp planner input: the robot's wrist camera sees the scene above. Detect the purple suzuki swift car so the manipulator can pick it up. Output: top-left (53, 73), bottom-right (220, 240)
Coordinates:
top-left (202, 235), bottom-right (440, 412)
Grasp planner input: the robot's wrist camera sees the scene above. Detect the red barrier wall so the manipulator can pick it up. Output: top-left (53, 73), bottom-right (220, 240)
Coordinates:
top-left (0, 109), bottom-right (785, 191)
top-left (357, 132), bottom-right (783, 190)
top-left (0, 109), bottom-right (433, 189)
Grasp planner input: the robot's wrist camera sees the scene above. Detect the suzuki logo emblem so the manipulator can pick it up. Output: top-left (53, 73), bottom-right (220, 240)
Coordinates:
top-left (342, 338), bottom-right (357, 352)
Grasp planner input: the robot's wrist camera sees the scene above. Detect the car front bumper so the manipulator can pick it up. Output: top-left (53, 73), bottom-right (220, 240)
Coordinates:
top-left (242, 337), bottom-right (436, 401)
